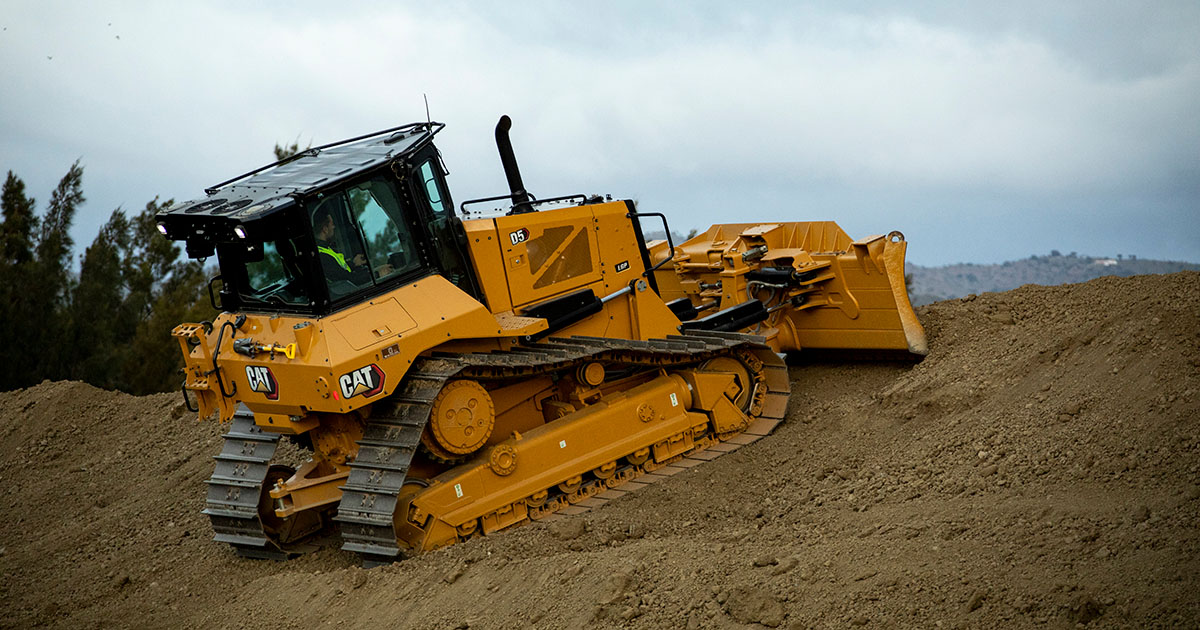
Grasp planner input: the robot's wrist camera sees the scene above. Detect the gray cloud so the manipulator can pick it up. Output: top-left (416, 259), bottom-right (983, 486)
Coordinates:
top-left (1, 1), bottom-right (1196, 266)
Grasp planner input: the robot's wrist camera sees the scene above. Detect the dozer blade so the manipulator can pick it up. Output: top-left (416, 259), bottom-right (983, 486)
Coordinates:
top-left (652, 222), bottom-right (927, 357)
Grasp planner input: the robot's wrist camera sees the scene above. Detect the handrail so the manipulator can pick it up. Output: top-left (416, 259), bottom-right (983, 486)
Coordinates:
top-left (627, 211), bottom-right (676, 277)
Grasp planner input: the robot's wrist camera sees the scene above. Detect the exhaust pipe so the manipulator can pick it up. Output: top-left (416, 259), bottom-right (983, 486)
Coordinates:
top-left (495, 115), bottom-right (534, 214)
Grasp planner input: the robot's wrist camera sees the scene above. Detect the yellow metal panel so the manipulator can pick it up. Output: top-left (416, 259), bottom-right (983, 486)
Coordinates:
top-left (590, 201), bottom-right (647, 290)
top-left (494, 206), bottom-right (603, 309)
top-left (462, 218), bottom-right (512, 313)
top-left (183, 275), bottom-right (500, 422)
top-left (328, 297), bottom-right (417, 350)
top-left (420, 373), bottom-right (701, 527)
top-left (882, 238), bottom-right (928, 355)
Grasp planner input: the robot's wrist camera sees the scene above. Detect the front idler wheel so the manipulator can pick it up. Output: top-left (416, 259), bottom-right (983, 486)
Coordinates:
top-left (258, 465), bottom-right (325, 548)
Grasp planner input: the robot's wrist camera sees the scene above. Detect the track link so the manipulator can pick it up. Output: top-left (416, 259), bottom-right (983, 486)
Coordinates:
top-left (334, 360), bottom-right (458, 565)
top-left (202, 407), bottom-right (292, 559)
top-left (336, 330), bottom-right (790, 565)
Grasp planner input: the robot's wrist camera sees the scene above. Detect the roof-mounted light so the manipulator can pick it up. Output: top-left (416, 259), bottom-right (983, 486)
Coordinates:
top-left (234, 226), bottom-right (247, 239)
top-left (156, 222), bottom-right (168, 236)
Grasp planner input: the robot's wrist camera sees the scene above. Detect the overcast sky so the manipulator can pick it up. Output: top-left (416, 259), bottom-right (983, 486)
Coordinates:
top-left (2, 1), bottom-right (1198, 266)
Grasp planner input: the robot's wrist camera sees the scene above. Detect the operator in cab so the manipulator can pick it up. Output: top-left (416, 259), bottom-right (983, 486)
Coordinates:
top-left (312, 205), bottom-right (391, 285)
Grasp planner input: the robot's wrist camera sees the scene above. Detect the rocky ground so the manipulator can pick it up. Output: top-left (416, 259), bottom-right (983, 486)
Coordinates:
top-left (1, 272), bottom-right (1197, 629)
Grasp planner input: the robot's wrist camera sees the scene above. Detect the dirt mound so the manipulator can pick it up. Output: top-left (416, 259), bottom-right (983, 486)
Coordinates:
top-left (2, 272), bottom-right (1197, 629)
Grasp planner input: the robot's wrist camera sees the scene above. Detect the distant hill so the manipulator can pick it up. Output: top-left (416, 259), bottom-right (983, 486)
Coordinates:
top-left (908, 253), bottom-right (1200, 305)
top-left (642, 230), bottom-right (693, 245)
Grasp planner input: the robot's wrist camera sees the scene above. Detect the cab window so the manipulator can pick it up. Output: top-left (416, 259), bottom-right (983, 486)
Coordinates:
top-left (415, 158), bottom-right (474, 291)
top-left (310, 176), bottom-right (421, 300)
top-left (239, 238), bottom-right (309, 307)
top-left (419, 160), bottom-right (449, 216)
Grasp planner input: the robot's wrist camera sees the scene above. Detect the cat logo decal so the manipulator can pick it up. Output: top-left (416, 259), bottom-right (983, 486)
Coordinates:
top-left (339, 364), bottom-right (386, 399)
top-left (245, 365), bottom-right (278, 400)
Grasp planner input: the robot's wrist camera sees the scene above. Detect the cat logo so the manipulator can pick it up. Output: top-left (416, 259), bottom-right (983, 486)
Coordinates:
top-left (339, 364), bottom-right (386, 400)
top-left (245, 365), bottom-right (278, 400)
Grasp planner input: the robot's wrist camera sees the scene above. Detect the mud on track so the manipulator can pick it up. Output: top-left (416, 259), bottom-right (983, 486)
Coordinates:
top-left (1, 272), bottom-right (1197, 629)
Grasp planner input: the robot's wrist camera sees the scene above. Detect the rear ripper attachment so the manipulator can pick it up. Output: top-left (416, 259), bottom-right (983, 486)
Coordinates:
top-left (337, 331), bottom-right (789, 566)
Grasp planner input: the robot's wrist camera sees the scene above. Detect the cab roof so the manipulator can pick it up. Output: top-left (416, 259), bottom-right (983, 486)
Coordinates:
top-left (158, 122), bottom-right (443, 227)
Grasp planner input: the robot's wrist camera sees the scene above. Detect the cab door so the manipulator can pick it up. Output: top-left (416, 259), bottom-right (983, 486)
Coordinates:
top-left (405, 149), bottom-right (483, 302)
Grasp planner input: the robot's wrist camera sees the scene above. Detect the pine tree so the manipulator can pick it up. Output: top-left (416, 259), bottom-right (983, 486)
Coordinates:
top-left (1, 162), bottom-right (216, 394)
top-left (0, 172), bottom-right (40, 387)
top-left (1, 171), bottom-right (38, 265)
top-left (29, 161), bottom-right (85, 383)
top-left (123, 260), bottom-right (211, 394)
top-left (56, 195), bottom-right (215, 394)
top-left (68, 210), bottom-right (132, 388)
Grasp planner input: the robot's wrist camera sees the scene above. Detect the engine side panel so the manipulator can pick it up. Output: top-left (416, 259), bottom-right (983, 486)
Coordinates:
top-left (461, 201), bottom-right (650, 314)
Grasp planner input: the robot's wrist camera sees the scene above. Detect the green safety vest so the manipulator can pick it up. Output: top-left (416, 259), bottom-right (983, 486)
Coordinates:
top-left (317, 245), bottom-right (351, 272)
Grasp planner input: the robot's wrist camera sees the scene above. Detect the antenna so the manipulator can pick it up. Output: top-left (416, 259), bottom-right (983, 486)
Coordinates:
top-left (423, 93), bottom-right (431, 125)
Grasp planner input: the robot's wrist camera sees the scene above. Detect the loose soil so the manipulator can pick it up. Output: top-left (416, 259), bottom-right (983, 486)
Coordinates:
top-left (2, 272), bottom-right (1197, 629)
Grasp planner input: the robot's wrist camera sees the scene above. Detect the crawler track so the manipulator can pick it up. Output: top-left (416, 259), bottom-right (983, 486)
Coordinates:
top-left (336, 330), bottom-right (790, 565)
top-left (202, 408), bottom-right (292, 559)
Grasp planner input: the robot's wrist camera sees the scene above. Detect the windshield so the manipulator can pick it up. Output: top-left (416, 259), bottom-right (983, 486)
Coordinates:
top-left (237, 237), bottom-right (311, 307)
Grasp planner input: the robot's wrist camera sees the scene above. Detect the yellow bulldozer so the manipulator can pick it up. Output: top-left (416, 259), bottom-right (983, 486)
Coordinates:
top-left (157, 116), bottom-right (926, 565)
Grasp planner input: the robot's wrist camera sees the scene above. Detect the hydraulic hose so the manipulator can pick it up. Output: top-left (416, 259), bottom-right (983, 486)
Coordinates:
top-left (212, 320), bottom-right (240, 397)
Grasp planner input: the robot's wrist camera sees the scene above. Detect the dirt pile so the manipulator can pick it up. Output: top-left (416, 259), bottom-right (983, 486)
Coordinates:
top-left (1, 272), bottom-right (1197, 629)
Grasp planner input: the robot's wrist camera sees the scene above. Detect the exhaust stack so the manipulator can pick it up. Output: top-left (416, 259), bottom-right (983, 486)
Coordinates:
top-left (495, 115), bottom-right (534, 214)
